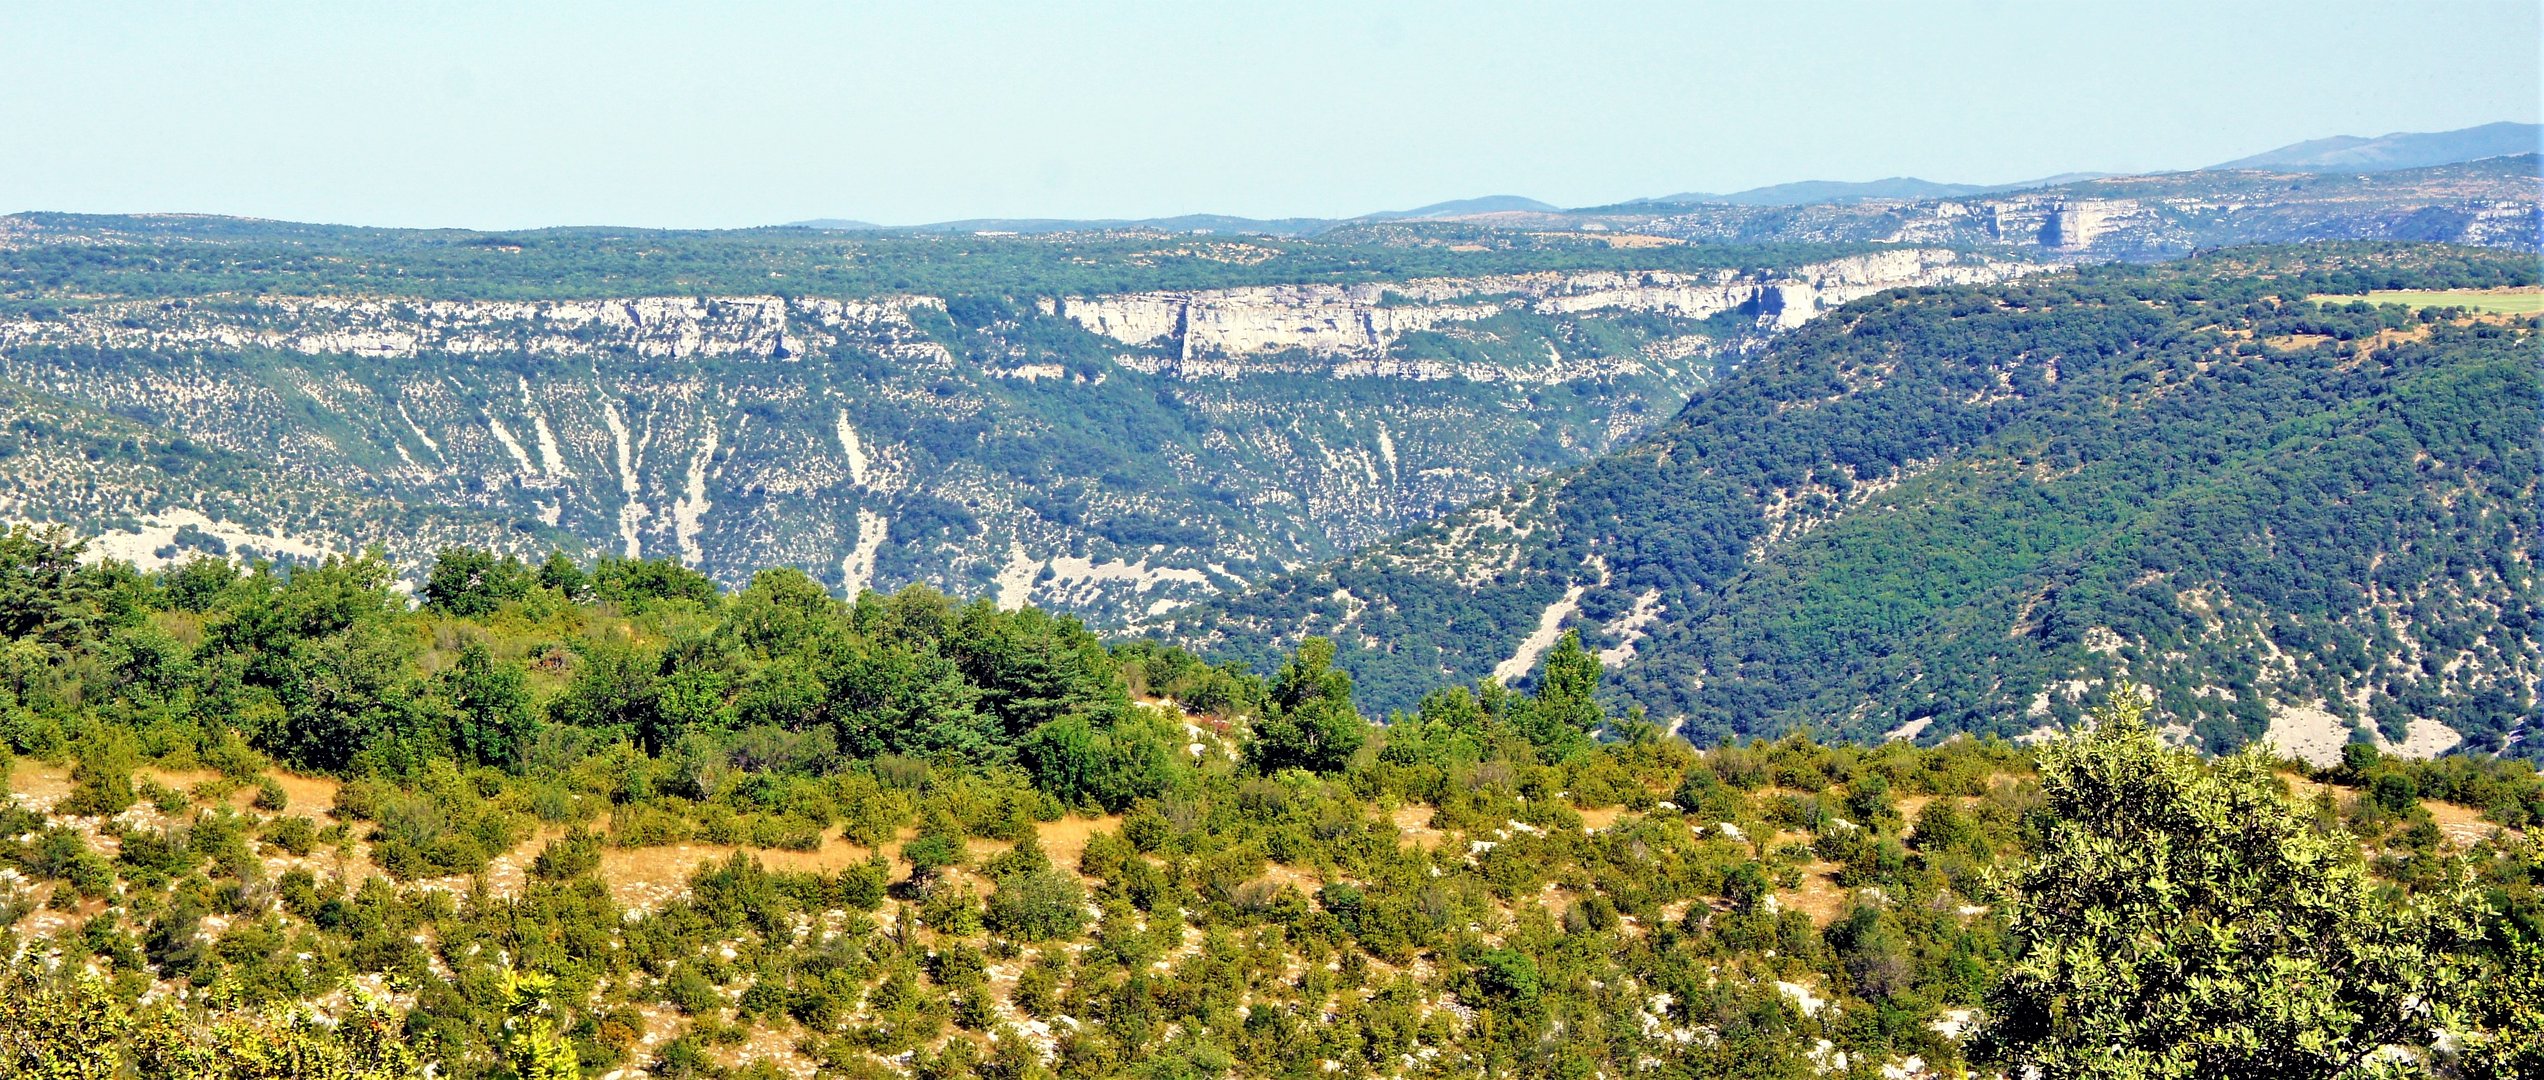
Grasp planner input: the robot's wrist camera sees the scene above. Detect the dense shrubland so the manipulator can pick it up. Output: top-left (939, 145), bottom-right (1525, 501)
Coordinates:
top-left (0, 528), bottom-right (2536, 1078)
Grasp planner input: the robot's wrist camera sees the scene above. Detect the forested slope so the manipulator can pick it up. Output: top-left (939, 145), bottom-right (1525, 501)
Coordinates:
top-left (1176, 245), bottom-right (2542, 757)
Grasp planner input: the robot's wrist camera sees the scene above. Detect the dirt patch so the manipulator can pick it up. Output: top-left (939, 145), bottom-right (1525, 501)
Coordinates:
top-left (1251, 862), bottom-right (1325, 893)
top-left (599, 836), bottom-right (886, 909)
top-left (5, 760), bottom-right (73, 808)
top-left (599, 813), bottom-right (1125, 910)
top-left (1391, 805), bottom-right (1448, 849)
top-left (971, 813), bottom-right (1122, 876)
top-left (2419, 798), bottom-right (2501, 847)
top-left (713, 1015), bottom-right (819, 1079)
top-left (1778, 859), bottom-right (1850, 926)
top-left (260, 772), bottom-right (345, 820)
top-left (1576, 806), bottom-right (1627, 832)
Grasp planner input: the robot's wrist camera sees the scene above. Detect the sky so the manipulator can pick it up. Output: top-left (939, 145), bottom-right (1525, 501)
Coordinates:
top-left (2, 1), bottom-right (2536, 230)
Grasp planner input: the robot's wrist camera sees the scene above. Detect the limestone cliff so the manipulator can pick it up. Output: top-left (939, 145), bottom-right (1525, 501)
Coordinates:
top-left (1050, 249), bottom-right (2039, 367)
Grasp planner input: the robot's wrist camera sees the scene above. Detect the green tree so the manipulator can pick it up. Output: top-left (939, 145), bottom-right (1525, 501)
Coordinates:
top-left (0, 525), bottom-right (97, 645)
top-left (1975, 687), bottom-right (2484, 1078)
top-left (1019, 709), bottom-right (1182, 811)
top-left (419, 546), bottom-right (532, 617)
top-left (536, 550), bottom-right (589, 600)
top-left (63, 735), bottom-right (138, 816)
top-left (1246, 636), bottom-right (1365, 774)
top-left (273, 621), bottom-right (423, 773)
top-left (725, 566), bottom-right (840, 657)
top-left (1514, 630), bottom-right (1600, 762)
top-left (547, 635), bottom-right (664, 749)
top-left (589, 555), bottom-right (718, 608)
top-left (441, 638), bottom-right (534, 770)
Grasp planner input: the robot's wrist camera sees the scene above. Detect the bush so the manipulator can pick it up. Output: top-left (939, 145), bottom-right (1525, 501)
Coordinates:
top-left (917, 882), bottom-right (983, 935)
top-left (531, 830), bottom-right (604, 881)
top-left (64, 741), bottom-right (137, 816)
top-left (262, 814), bottom-right (318, 857)
top-left (984, 867), bottom-right (1087, 942)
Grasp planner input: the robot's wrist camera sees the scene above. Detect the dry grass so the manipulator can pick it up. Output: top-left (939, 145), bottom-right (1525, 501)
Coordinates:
top-left (1779, 857), bottom-right (1851, 925)
top-left (1593, 233), bottom-right (1683, 249)
top-left (1576, 806), bottom-right (1627, 831)
top-left (1391, 804), bottom-right (1448, 849)
top-left (598, 813), bottom-right (1126, 910)
top-left (2310, 288), bottom-right (2544, 315)
top-left (2281, 772), bottom-right (2501, 848)
top-left (5, 759), bottom-right (73, 806)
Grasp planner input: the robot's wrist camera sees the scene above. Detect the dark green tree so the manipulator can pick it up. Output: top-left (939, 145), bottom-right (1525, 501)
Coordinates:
top-left (1247, 637), bottom-right (1365, 774)
top-left (440, 639), bottom-right (533, 770)
top-left (1514, 630), bottom-right (1601, 762)
top-left (419, 547), bottom-right (532, 618)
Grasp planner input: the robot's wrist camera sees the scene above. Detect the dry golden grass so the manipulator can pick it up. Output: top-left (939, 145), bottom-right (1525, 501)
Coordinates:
top-left (1390, 804), bottom-right (1448, 849)
top-left (1576, 806), bottom-right (1627, 831)
top-left (2310, 288), bottom-right (2544, 315)
top-left (5, 760), bottom-right (72, 805)
top-left (2282, 772), bottom-right (2500, 848)
top-left (1780, 858), bottom-right (1851, 925)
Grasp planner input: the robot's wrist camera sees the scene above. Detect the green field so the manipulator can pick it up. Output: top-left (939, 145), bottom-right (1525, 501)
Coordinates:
top-left (2314, 288), bottom-right (2544, 314)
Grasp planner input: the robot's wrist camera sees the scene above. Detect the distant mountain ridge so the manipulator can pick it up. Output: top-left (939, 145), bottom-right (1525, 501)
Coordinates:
top-left (1640, 173), bottom-right (2106, 208)
top-left (2214, 121), bottom-right (2541, 173)
top-left (788, 123), bottom-right (2531, 233)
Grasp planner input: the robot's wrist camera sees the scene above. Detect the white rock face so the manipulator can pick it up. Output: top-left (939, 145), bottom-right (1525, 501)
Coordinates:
top-left (1055, 250), bottom-right (2040, 366)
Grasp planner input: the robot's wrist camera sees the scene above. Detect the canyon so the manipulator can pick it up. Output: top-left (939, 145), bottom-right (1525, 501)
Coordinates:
top-left (0, 232), bottom-right (2032, 628)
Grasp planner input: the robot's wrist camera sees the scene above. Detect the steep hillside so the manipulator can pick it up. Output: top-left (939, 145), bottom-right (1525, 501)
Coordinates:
top-left (1174, 245), bottom-right (2542, 759)
top-left (0, 217), bottom-right (2035, 624)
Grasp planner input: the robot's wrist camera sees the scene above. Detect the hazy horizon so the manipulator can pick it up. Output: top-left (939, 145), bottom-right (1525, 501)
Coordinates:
top-left (4, 1), bottom-right (2538, 231)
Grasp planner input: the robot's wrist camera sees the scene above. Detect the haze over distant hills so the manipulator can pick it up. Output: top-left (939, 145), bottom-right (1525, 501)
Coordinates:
top-left (789, 122), bottom-right (2538, 234)
top-left (2213, 120), bottom-right (2541, 173)
top-left (1630, 173), bottom-right (2106, 208)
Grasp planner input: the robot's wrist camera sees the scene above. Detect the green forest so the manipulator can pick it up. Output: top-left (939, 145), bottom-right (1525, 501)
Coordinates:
top-left (1188, 245), bottom-right (2542, 756)
top-left (0, 528), bottom-right (2537, 1078)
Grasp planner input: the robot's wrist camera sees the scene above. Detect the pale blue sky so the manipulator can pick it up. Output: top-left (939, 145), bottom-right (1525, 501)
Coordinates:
top-left (3, 1), bottom-right (2535, 229)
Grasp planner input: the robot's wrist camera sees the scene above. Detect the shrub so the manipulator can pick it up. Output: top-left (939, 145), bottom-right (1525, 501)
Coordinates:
top-left (262, 814), bottom-right (318, 857)
top-left (64, 741), bottom-right (137, 816)
top-left (984, 867), bottom-right (1088, 942)
top-left (532, 830), bottom-right (604, 881)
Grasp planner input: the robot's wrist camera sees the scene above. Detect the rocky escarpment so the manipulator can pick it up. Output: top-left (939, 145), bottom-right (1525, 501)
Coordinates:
top-left (1050, 249), bottom-right (2039, 373)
